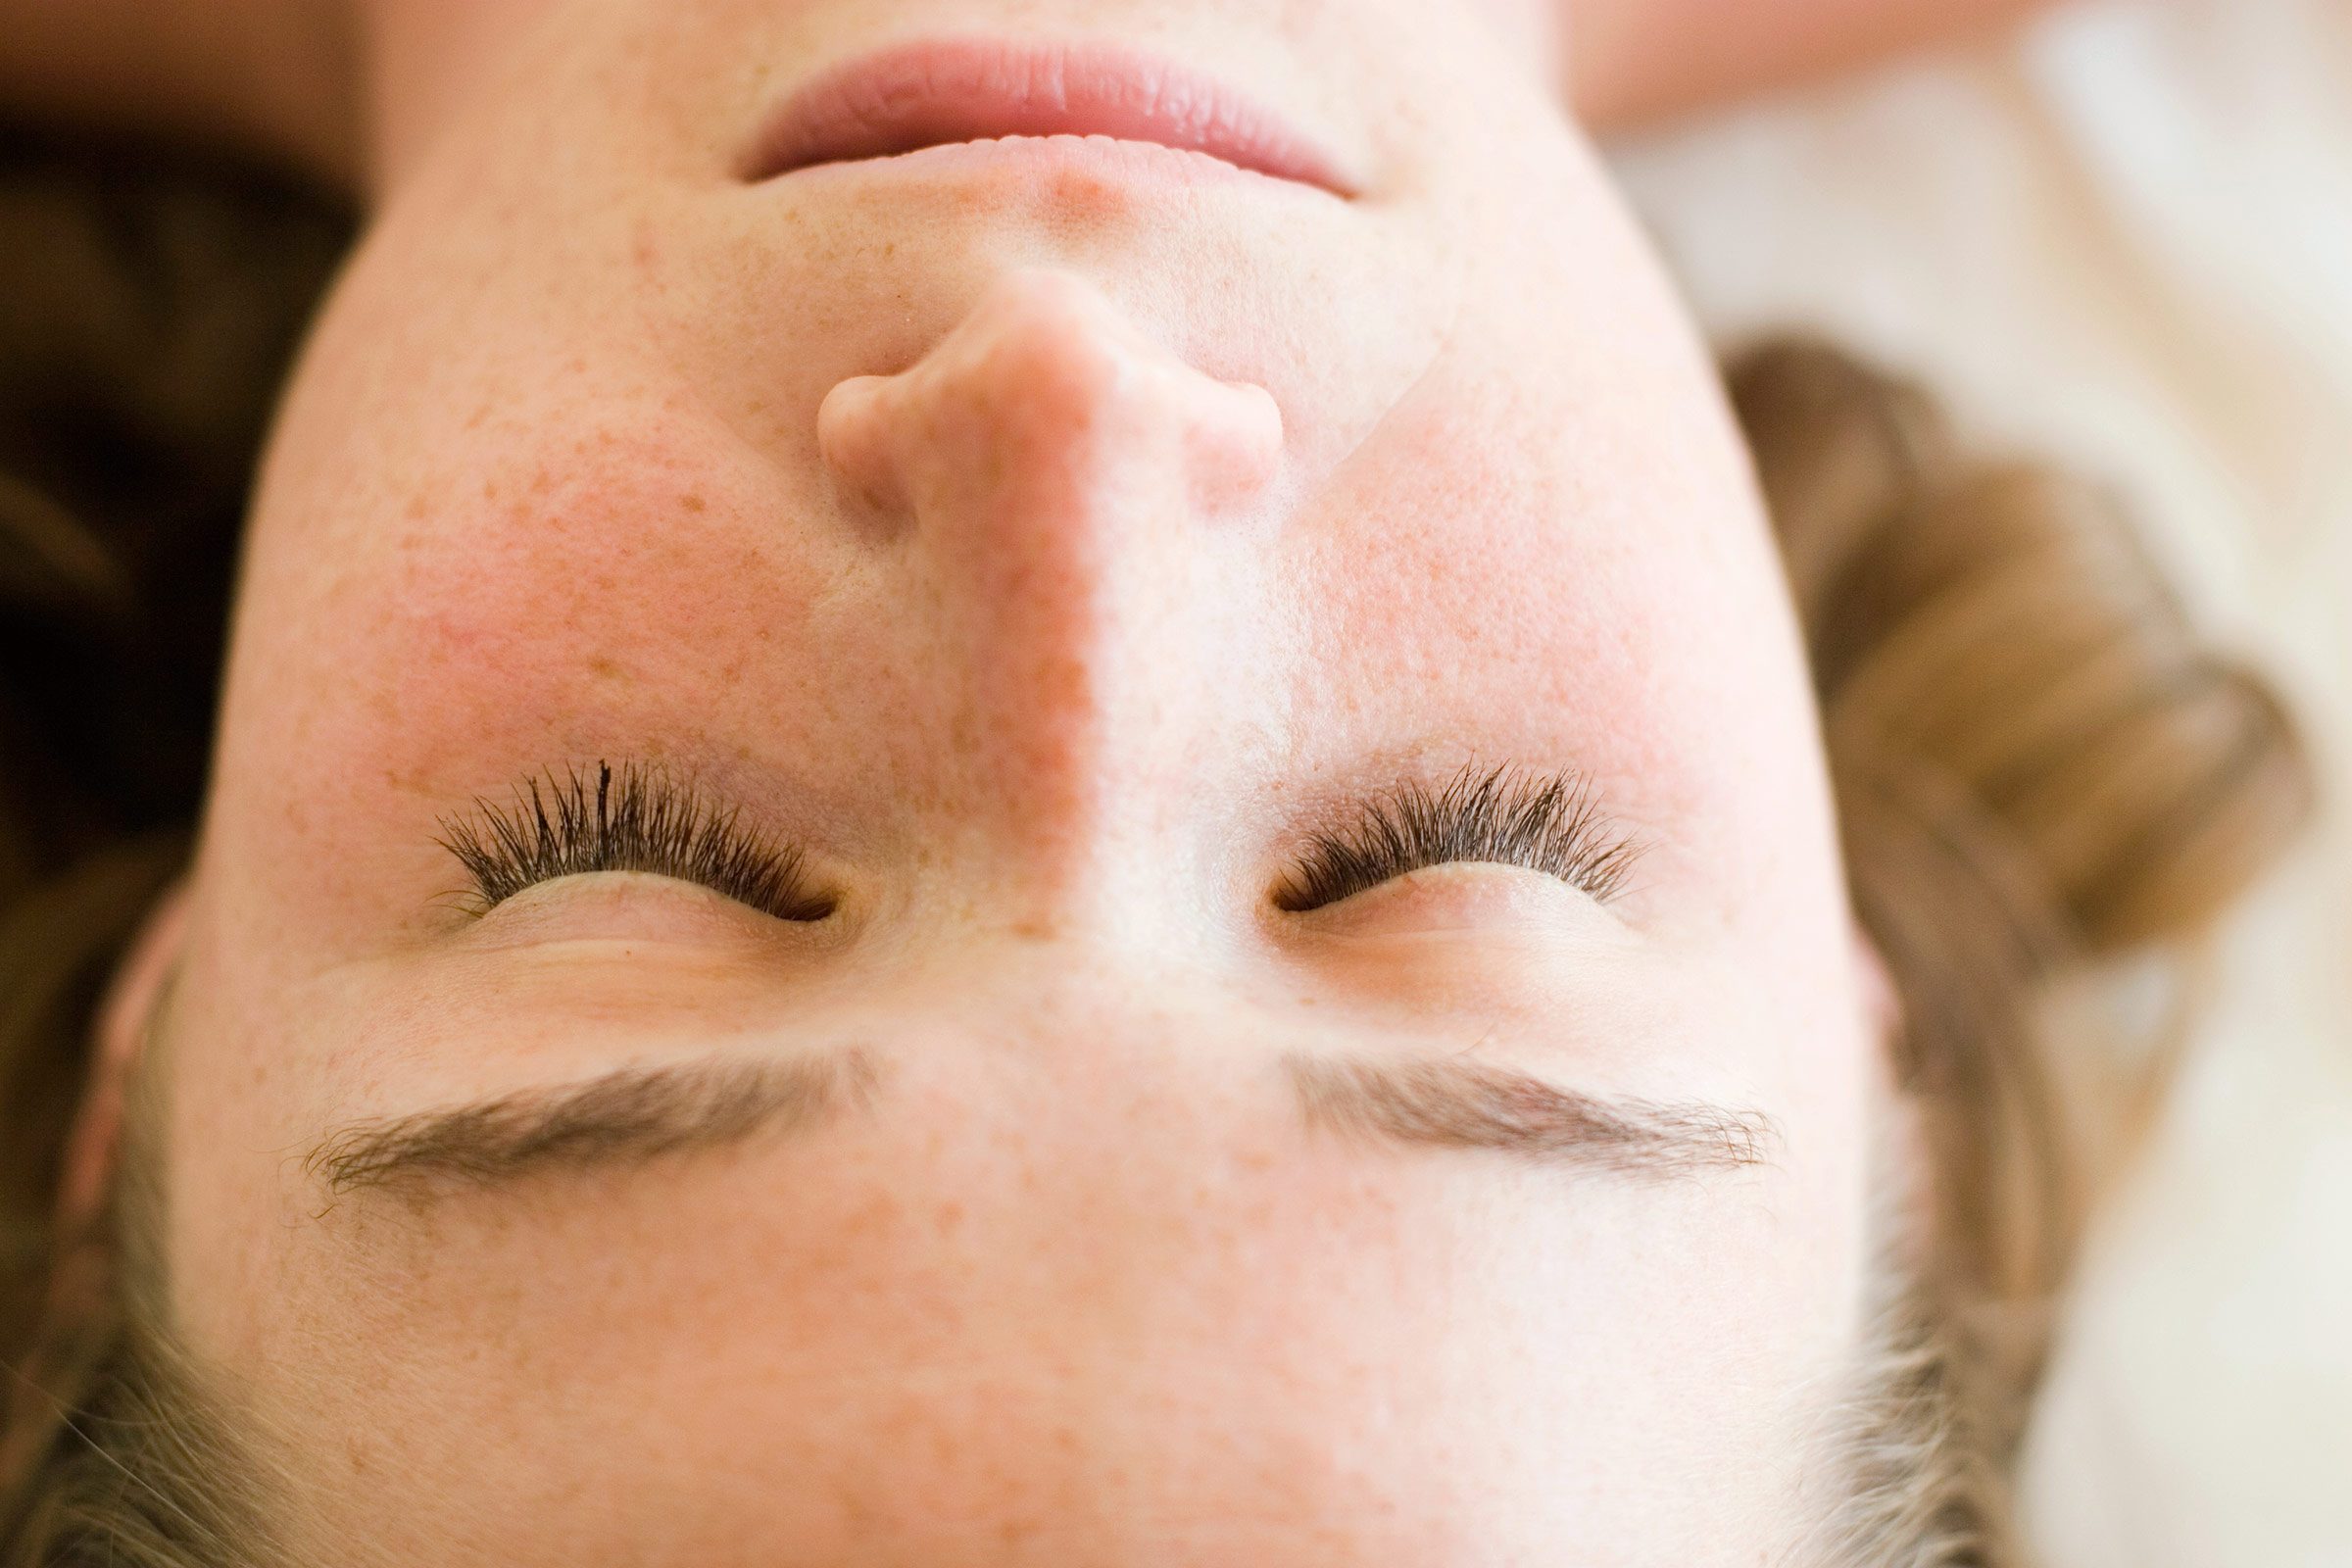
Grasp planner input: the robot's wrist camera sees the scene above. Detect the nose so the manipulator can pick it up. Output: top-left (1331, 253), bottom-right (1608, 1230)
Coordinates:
top-left (818, 269), bottom-right (1283, 521)
top-left (815, 271), bottom-right (1286, 903)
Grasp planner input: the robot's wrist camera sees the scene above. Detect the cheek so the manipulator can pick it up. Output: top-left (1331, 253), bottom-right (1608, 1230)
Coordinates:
top-left (1291, 350), bottom-right (1826, 876)
top-left (206, 401), bottom-right (890, 943)
top-left (352, 453), bottom-right (828, 768)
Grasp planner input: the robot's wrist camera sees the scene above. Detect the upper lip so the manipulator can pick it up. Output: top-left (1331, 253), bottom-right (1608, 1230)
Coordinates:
top-left (740, 37), bottom-right (1359, 195)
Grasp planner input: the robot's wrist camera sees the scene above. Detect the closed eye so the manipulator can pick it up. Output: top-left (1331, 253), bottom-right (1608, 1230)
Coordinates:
top-left (437, 761), bottom-right (835, 922)
top-left (442, 760), bottom-right (1632, 924)
top-left (1272, 762), bottom-right (1641, 912)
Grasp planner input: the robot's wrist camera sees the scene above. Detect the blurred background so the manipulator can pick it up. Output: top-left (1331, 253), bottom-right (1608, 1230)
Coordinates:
top-left (1610, 1), bottom-right (2350, 1561)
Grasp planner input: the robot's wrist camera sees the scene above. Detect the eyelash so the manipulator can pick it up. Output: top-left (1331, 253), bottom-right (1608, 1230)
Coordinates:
top-left (441, 760), bottom-right (1637, 920)
top-left (1269, 762), bottom-right (1642, 912)
top-left (438, 762), bottom-right (834, 921)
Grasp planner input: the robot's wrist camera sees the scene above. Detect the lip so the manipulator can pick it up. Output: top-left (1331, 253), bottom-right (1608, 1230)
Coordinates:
top-left (740, 36), bottom-right (1359, 196)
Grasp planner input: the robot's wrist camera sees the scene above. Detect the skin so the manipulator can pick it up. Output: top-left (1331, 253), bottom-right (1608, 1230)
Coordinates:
top-left (69, 0), bottom-right (1947, 1561)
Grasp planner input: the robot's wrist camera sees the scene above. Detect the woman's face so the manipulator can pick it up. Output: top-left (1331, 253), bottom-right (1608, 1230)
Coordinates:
top-left (154, 0), bottom-right (1886, 1560)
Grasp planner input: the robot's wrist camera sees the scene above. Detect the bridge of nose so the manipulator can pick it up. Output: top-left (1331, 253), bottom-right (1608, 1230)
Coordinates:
top-left (816, 271), bottom-right (1291, 903)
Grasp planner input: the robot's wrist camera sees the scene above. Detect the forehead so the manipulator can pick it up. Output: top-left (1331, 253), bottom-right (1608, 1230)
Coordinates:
top-left (206, 1031), bottom-right (1844, 1566)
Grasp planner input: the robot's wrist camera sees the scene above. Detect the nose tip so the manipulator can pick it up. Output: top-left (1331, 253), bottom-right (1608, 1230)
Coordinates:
top-left (817, 270), bottom-right (1284, 518)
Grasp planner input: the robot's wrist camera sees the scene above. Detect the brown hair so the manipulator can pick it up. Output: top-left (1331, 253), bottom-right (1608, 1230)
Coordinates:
top-left (0, 135), bottom-right (2317, 1565)
top-left (0, 124), bottom-right (346, 1566)
top-left (1738, 338), bottom-right (2313, 1561)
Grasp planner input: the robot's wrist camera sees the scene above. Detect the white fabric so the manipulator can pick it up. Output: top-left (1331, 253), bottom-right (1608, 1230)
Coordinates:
top-left (1605, 3), bottom-right (2352, 1562)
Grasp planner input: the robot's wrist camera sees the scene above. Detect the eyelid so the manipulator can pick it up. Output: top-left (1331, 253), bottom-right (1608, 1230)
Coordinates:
top-left (437, 761), bottom-right (834, 923)
top-left (1272, 762), bottom-right (1642, 912)
top-left (446, 875), bottom-right (812, 955)
top-left (1287, 865), bottom-right (1613, 944)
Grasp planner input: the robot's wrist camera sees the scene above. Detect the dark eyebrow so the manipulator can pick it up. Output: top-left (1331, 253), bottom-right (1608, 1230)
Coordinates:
top-left (300, 1046), bottom-right (1773, 1207)
top-left (1281, 1052), bottom-right (1777, 1178)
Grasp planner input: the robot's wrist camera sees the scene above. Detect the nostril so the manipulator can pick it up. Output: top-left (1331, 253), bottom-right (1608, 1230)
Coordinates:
top-left (815, 374), bottom-right (908, 514)
top-left (1183, 379), bottom-right (1285, 512)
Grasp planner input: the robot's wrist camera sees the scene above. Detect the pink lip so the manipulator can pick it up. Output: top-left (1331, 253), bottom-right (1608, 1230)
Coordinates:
top-left (741, 37), bottom-right (1357, 195)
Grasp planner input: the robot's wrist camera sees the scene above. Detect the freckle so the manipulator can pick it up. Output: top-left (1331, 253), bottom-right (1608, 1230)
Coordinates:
top-left (588, 656), bottom-right (623, 679)
top-left (856, 1191), bottom-right (906, 1235)
top-left (933, 1200), bottom-right (965, 1236)
top-left (404, 495), bottom-right (427, 521)
top-left (681, 494), bottom-right (708, 514)
top-left (481, 479), bottom-right (499, 502)
top-left (834, 1480), bottom-right (877, 1525)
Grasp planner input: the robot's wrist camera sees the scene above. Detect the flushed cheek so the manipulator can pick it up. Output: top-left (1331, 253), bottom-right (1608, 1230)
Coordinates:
top-left (207, 414), bottom-right (892, 943)
top-left (1290, 361), bottom-right (1838, 928)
